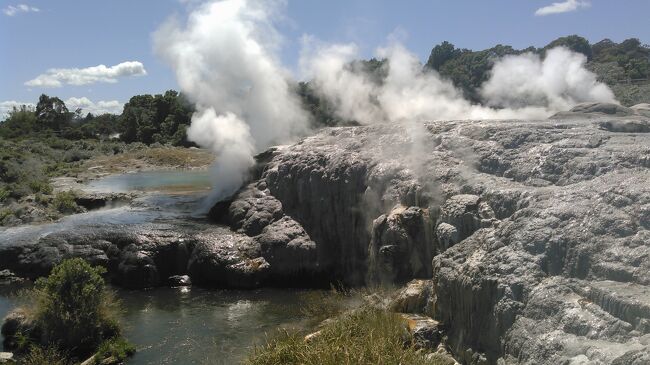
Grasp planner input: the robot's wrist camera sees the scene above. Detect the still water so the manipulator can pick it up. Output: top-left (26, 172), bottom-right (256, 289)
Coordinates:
top-left (0, 170), bottom-right (328, 364)
top-left (0, 286), bottom-right (323, 364)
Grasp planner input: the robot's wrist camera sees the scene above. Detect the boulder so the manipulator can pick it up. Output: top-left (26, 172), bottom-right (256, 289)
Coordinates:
top-left (187, 232), bottom-right (268, 288)
top-left (390, 279), bottom-right (434, 314)
top-left (168, 274), bottom-right (192, 287)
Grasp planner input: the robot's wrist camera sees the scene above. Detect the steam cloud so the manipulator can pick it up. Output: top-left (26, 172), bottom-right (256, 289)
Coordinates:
top-left (300, 40), bottom-right (616, 123)
top-left (154, 0), bottom-right (308, 202)
top-left (156, 0), bottom-right (616, 203)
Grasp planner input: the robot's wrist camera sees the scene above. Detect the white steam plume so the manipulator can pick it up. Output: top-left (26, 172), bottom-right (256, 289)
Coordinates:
top-left (156, 0), bottom-right (616, 205)
top-left (480, 47), bottom-right (616, 111)
top-left (154, 0), bottom-right (308, 202)
top-left (301, 39), bottom-right (616, 123)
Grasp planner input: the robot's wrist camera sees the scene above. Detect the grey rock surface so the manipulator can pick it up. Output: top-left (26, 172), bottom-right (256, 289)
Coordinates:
top-left (2, 111), bottom-right (650, 364)
top-left (217, 115), bottom-right (650, 364)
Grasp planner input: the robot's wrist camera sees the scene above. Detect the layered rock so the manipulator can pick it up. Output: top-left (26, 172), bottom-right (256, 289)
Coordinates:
top-left (2, 108), bottom-right (650, 363)
top-left (211, 114), bottom-right (650, 364)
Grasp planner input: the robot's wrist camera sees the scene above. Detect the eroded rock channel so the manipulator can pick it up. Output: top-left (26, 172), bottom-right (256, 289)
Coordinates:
top-left (2, 115), bottom-right (650, 364)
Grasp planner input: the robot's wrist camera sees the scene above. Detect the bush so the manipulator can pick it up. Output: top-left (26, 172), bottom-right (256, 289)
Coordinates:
top-left (33, 258), bottom-right (123, 357)
top-left (0, 186), bottom-right (8, 202)
top-left (94, 337), bottom-right (136, 364)
top-left (247, 307), bottom-right (444, 365)
top-left (28, 180), bottom-right (53, 195)
top-left (52, 191), bottom-right (78, 213)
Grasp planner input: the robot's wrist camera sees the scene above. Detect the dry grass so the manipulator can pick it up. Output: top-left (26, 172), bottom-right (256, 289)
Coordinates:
top-left (246, 307), bottom-right (448, 365)
top-left (83, 147), bottom-right (214, 176)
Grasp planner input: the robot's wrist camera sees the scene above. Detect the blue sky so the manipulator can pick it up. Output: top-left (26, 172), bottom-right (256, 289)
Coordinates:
top-left (1, 0), bottom-right (649, 115)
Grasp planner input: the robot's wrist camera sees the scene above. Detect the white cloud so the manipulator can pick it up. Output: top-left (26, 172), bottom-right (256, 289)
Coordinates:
top-left (65, 97), bottom-right (123, 115)
top-left (535, 0), bottom-right (590, 16)
top-left (3, 4), bottom-right (39, 16)
top-left (1, 98), bottom-right (122, 120)
top-left (25, 61), bottom-right (147, 88)
top-left (0, 101), bottom-right (35, 119)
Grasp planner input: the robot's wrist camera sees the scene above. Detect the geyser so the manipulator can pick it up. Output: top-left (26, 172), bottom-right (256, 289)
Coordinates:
top-left (154, 0), bottom-right (309, 203)
top-left (155, 0), bottom-right (617, 204)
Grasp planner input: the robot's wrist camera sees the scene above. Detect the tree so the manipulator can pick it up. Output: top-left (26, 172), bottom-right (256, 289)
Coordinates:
top-left (35, 94), bottom-right (70, 131)
top-left (425, 41), bottom-right (462, 71)
top-left (543, 35), bottom-right (593, 60)
top-left (34, 258), bottom-right (121, 357)
top-left (0, 105), bottom-right (37, 138)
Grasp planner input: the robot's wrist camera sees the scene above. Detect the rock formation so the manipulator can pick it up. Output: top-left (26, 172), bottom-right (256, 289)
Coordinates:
top-left (2, 105), bottom-right (649, 363)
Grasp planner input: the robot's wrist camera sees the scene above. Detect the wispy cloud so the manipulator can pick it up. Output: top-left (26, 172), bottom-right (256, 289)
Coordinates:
top-left (535, 0), bottom-right (590, 16)
top-left (1, 98), bottom-right (123, 119)
top-left (65, 97), bottom-right (123, 115)
top-left (0, 101), bottom-right (35, 119)
top-left (25, 61), bottom-right (147, 88)
top-left (3, 4), bottom-right (39, 16)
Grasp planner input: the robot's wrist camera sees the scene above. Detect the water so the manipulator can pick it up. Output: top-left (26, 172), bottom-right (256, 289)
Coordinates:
top-left (86, 170), bottom-right (212, 194)
top-left (117, 287), bottom-right (318, 365)
top-left (0, 169), bottom-right (328, 364)
top-left (0, 287), bottom-right (327, 364)
top-left (0, 170), bottom-right (213, 244)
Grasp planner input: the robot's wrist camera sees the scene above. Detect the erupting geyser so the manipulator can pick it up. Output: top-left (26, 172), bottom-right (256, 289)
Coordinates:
top-left (155, 0), bottom-right (617, 204)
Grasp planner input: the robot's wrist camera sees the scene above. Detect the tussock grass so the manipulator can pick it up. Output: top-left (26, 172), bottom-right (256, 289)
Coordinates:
top-left (247, 307), bottom-right (444, 365)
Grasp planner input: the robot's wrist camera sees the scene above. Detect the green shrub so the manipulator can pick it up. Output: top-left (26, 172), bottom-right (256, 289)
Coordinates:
top-left (247, 307), bottom-right (443, 365)
top-left (0, 186), bottom-right (8, 202)
top-left (0, 208), bottom-right (14, 223)
top-left (33, 258), bottom-right (124, 357)
top-left (52, 191), bottom-right (78, 213)
top-left (28, 180), bottom-right (53, 195)
top-left (94, 337), bottom-right (136, 364)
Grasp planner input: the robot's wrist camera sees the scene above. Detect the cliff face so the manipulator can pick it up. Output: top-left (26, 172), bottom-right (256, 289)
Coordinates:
top-left (216, 116), bottom-right (650, 364)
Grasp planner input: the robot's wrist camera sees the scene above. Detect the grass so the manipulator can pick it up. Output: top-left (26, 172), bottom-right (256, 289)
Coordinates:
top-left (51, 191), bottom-right (79, 214)
top-left (246, 307), bottom-right (446, 365)
top-left (21, 346), bottom-right (70, 365)
top-left (94, 337), bottom-right (136, 364)
top-left (85, 146), bottom-right (214, 175)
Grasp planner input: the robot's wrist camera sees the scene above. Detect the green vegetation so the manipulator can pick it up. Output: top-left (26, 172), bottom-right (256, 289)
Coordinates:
top-left (0, 91), bottom-right (194, 146)
top-left (247, 307), bottom-right (448, 365)
top-left (10, 259), bottom-right (133, 363)
top-left (94, 337), bottom-right (136, 364)
top-left (425, 35), bottom-right (650, 105)
top-left (52, 191), bottom-right (79, 214)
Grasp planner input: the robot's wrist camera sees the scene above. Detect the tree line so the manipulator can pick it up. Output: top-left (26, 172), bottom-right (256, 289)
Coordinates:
top-left (0, 91), bottom-right (195, 146)
top-left (2, 36), bottom-right (648, 143)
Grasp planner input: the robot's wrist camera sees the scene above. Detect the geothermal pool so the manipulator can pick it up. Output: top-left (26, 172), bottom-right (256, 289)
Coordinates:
top-left (0, 170), bottom-right (330, 363)
top-left (0, 286), bottom-right (327, 364)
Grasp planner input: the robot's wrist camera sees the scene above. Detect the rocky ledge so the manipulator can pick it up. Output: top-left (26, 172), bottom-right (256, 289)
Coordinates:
top-left (2, 104), bottom-right (650, 363)
top-left (211, 108), bottom-right (650, 364)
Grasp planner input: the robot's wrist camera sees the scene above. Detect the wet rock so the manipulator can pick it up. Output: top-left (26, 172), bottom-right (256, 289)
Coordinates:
top-left (186, 232), bottom-right (268, 288)
top-left (117, 250), bottom-right (159, 288)
top-left (368, 206), bottom-right (434, 284)
top-left (168, 274), bottom-right (192, 287)
top-left (255, 216), bottom-right (319, 281)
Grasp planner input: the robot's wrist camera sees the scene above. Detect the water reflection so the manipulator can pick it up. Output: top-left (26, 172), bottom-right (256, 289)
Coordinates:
top-left (116, 287), bottom-right (318, 365)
